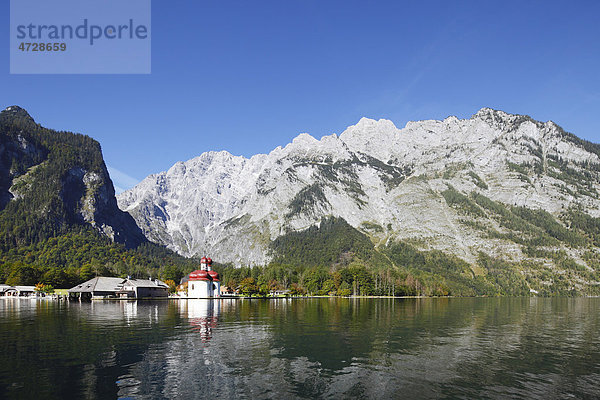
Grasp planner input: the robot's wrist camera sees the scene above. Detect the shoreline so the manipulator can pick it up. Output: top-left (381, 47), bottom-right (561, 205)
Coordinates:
top-left (4, 295), bottom-right (596, 301)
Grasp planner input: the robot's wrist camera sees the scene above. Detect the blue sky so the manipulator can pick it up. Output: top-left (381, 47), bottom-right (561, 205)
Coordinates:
top-left (2, 1), bottom-right (600, 193)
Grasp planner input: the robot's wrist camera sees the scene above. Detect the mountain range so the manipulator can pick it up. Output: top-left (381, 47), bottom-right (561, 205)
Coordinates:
top-left (118, 109), bottom-right (600, 287)
top-left (3, 104), bottom-right (600, 294)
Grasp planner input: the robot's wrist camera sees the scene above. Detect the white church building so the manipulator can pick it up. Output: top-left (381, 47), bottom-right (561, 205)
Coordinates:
top-left (187, 257), bottom-right (221, 298)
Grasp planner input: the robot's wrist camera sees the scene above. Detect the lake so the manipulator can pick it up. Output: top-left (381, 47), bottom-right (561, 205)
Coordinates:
top-left (0, 297), bottom-right (599, 399)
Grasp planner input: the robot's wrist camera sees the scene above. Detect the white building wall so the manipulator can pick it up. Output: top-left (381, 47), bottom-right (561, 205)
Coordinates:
top-left (188, 280), bottom-right (213, 298)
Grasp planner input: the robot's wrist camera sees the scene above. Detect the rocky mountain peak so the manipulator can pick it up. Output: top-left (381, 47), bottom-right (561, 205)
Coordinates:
top-left (340, 117), bottom-right (398, 139)
top-left (0, 106), bottom-right (36, 124)
top-left (0, 106), bottom-right (146, 249)
top-left (472, 107), bottom-right (504, 118)
top-left (292, 133), bottom-right (318, 145)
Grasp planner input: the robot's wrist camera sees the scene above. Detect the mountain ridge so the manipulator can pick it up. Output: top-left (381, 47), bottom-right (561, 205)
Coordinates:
top-left (118, 107), bottom-right (600, 290)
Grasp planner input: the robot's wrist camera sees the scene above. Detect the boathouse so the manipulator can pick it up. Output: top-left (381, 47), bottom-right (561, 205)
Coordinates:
top-left (0, 285), bottom-right (37, 296)
top-left (117, 278), bottom-right (169, 298)
top-left (68, 277), bottom-right (124, 300)
top-left (68, 277), bottom-right (170, 300)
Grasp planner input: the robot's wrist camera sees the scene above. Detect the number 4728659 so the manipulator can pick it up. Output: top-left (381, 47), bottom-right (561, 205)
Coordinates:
top-left (18, 43), bottom-right (67, 52)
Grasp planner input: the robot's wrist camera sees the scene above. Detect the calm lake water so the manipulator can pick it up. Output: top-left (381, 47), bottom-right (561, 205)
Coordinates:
top-left (0, 297), bottom-right (599, 399)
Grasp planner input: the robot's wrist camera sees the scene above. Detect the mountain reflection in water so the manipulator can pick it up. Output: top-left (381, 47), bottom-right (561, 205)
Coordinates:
top-left (0, 297), bottom-right (599, 399)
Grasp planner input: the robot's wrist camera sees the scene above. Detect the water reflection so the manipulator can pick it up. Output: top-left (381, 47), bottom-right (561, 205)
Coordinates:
top-left (179, 299), bottom-right (221, 341)
top-left (0, 298), bottom-right (599, 399)
top-left (73, 299), bottom-right (171, 324)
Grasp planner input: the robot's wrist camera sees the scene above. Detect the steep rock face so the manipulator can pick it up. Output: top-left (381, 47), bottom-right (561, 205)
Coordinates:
top-left (0, 108), bottom-right (46, 209)
top-left (118, 108), bottom-right (600, 266)
top-left (0, 106), bottom-right (145, 249)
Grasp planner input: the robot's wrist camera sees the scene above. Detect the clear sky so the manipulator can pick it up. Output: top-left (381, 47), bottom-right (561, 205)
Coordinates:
top-left (2, 1), bottom-right (600, 193)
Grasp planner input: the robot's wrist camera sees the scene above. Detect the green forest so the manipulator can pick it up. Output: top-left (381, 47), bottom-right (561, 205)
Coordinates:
top-left (214, 216), bottom-right (600, 297)
top-left (0, 228), bottom-right (196, 287)
top-left (4, 213), bottom-right (598, 297)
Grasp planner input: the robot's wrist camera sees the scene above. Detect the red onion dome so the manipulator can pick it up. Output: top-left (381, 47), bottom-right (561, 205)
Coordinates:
top-left (207, 257), bottom-right (213, 265)
top-left (200, 256), bottom-right (208, 264)
top-left (208, 270), bottom-right (220, 282)
top-left (189, 270), bottom-right (212, 281)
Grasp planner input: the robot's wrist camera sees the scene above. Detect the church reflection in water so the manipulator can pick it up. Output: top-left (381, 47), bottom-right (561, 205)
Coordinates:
top-left (180, 299), bottom-right (222, 341)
